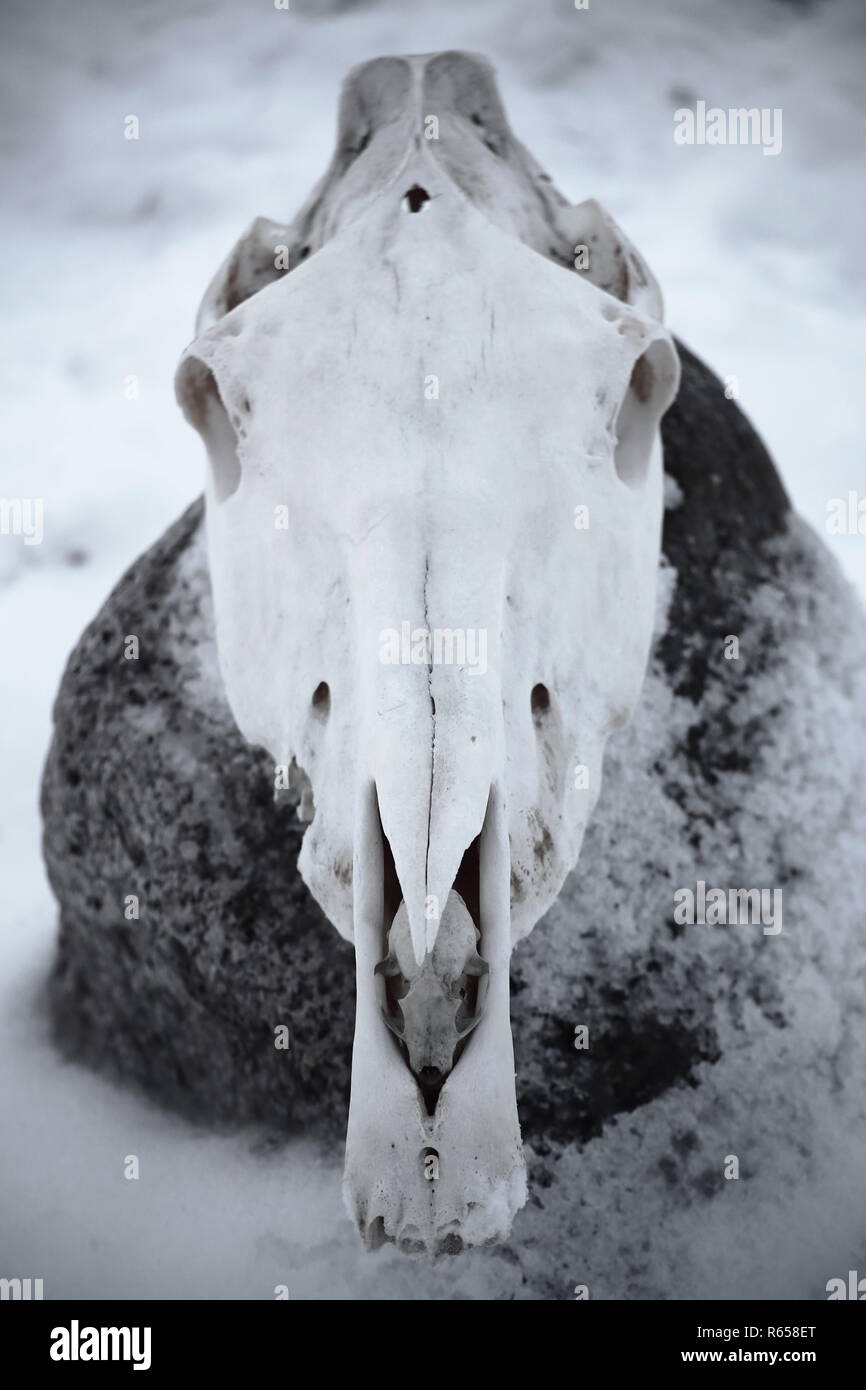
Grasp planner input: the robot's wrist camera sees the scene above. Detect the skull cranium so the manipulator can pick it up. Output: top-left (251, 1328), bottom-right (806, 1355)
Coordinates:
top-left (175, 50), bottom-right (680, 1254)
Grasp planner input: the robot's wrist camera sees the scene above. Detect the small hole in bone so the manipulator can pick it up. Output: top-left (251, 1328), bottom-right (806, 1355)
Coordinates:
top-left (311, 681), bottom-right (330, 717)
top-left (422, 1146), bottom-right (440, 1182)
top-left (403, 185), bottom-right (431, 214)
top-left (531, 683), bottom-right (550, 716)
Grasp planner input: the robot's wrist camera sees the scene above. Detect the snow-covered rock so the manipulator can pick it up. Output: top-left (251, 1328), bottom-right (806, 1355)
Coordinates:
top-left (42, 338), bottom-right (866, 1295)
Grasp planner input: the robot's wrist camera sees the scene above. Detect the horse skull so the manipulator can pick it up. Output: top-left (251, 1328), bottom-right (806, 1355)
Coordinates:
top-left (175, 51), bottom-right (679, 1254)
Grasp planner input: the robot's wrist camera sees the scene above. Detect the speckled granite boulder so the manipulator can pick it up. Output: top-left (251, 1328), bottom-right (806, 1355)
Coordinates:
top-left (41, 344), bottom-right (866, 1296)
top-left (42, 502), bottom-right (354, 1137)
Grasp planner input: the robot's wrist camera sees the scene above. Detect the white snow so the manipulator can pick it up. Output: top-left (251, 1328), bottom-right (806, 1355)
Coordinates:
top-left (1, 0), bottom-right (864, 1298)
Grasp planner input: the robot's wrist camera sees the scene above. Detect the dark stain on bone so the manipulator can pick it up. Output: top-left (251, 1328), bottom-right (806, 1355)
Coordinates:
top-left (532, 819), bottom-right (553, 866)
top-left (334, 858), bottom-right (352, 889)
top-left (467, 107), bottom-right (505, 157)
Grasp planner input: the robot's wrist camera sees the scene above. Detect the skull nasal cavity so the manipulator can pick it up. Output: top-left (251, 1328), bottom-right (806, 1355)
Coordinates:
top-left (403, 185), bottom-right (430, 213)
top-left (312, 681), bottom-right (330, 718)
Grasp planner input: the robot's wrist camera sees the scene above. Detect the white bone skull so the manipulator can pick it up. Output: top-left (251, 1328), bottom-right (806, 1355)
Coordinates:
top-left (176, 51), bottom-right (680, 1255)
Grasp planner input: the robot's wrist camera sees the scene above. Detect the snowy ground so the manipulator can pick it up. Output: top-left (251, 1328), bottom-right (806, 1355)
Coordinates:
top-left (1, 0), bottom-right (864, 1298)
